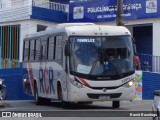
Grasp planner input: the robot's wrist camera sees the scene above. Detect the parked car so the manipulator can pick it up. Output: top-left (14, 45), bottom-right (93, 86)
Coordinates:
top-left (152, 90), bottom-right (160, 120)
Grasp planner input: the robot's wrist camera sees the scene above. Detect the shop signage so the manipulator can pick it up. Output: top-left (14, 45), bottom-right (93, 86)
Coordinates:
top-left (69, 0), bottom-right (159, 22)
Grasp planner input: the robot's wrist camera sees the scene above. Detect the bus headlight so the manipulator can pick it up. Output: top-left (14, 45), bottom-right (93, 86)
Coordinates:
top-left (0, 78), bottom-right (4, 85)
top-left (23, 78), bottom-right (27, 83)
top-left (70, 78), bottom-right (84, 88)
top-left (123, 80), bottom-right (134, 88)
top-left (0, 79), bottom-right (2, 85)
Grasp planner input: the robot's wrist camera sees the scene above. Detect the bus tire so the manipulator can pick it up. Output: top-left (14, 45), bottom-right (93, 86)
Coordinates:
top-left (112, 101), bottom-right (120, 108)
top-left (57, 83), bottom-right (70, 109)
top-left (34, 83), bottom-right (43, 105)
top-left (155, 108), bottom-right (159, 120)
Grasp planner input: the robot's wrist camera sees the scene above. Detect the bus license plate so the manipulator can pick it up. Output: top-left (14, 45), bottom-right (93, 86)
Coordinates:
top-left (99, 95), bottom-right (110, 100)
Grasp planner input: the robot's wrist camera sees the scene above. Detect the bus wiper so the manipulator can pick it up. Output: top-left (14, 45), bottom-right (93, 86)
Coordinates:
top-left (89, 57), bottom-right (100, 74)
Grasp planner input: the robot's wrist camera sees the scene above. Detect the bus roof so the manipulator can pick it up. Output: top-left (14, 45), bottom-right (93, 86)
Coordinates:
top-left (25, 24), bottom-right (131, 39)
top-left (65, 25), bottom-right (131, 36)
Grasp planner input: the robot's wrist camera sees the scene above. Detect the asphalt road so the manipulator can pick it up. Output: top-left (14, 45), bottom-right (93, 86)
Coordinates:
top-left (0, 100), bottom-right (154, 120)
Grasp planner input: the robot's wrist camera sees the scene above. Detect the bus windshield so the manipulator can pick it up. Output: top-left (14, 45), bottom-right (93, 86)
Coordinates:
top-left (70, 36), bottom-right (134, 78)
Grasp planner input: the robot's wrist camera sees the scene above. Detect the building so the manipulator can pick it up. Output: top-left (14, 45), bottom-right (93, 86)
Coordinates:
top-left (69, 0), bottom-right (160, 72)
top-left (0, 0), bottom-right (69, 69)
top-left (0, 0), bottom-right (69, 100)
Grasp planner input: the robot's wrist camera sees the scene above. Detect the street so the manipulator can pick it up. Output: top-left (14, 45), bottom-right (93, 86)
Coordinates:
top-left (0, 100), bottom-right (154, 120)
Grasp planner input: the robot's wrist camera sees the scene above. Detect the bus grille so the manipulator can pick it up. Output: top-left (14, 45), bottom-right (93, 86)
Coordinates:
top-left (87, 93), bottom-right (122, 99)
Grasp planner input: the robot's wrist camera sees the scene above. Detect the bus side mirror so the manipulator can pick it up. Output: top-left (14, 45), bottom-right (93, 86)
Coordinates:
top-left (133, 43), bottom-right (137, 54)
top-left (132, 38), bottom-right (137, 54)
top-left (65, 44), bottom-right (70, 56)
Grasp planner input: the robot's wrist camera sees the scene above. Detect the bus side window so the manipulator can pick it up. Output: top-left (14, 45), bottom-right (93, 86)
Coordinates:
top-left (35, 39), bottom-right (41, 61)
top-left (41, 37), bottom-right (47, 60)
top-left (24, 41), bottom-right (29, 61)
top-left (29, 40), bottom-right (35, 61)
top-left (23, 41), bottom-right (25, 61)
top-left (55, 36), bottom-right (63, 60)
top-left (48, 36), bottom-right (55, 60)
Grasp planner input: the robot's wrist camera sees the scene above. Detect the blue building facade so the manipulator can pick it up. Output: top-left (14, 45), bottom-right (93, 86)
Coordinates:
top-left (69, 0), bottom-right (160, 22)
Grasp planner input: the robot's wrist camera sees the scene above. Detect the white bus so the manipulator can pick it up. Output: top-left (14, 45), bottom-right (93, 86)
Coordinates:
top-left (22, 23), bottom-right (136, 108)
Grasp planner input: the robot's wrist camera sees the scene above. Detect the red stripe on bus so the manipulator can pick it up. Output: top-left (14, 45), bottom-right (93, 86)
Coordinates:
top-left (78, 77), bottom-right (91, 88)
top-left (28, 63), bottom-right (34, 93)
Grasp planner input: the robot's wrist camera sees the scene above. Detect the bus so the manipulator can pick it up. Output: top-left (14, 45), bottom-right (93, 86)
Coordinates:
top-left (22, 23), bottom-right (136, 108)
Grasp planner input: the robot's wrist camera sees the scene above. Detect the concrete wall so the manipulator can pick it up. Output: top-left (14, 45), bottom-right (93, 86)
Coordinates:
top-left (142, 71), bottom-right (160, 100)
top-left (0, 0), bottom-right (32, 23)
top-left (0, 68), bottom-right (33, 100)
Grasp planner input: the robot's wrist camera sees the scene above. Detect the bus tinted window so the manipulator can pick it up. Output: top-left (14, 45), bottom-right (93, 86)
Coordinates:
top-left (24, 41), bottom-right (29, 61)
top-left (55, 36), bottom-right (62, 60)
top-left (30, 40), bottom-right (35, 61)
top-left (41, 39), bottom-right (47, 60)
top-left (35, 39), bottom-right (41, 61)
top-left (48, 36), bottom-right (55, 60)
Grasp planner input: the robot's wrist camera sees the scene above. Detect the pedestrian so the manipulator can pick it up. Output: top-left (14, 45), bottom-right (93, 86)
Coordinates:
top-left (134, 55), bottom-right (141, 70)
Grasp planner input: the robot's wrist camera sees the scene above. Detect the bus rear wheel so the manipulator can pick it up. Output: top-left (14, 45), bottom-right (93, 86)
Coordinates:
top-left (112, 101), bottom-right (120, 108)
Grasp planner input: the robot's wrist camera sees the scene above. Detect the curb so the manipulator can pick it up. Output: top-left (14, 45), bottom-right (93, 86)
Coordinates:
top-left (0, 101), bottom-right (4, 108)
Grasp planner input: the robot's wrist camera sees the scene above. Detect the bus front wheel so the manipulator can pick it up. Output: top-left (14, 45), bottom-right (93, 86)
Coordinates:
top-left (57, 83), bottom-right (70, 109)
top-left (34, 83), bottom-right (43, 105)
top-left (112, 101), bottom-right (120, 108)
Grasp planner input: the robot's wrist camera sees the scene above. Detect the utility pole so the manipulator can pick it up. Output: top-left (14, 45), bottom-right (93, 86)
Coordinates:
top-left (116, 0), bottom-right (124, 26)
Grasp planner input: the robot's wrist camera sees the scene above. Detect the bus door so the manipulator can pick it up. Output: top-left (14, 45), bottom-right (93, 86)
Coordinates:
top-left (55, 36), bottom-right (68, 95)
top-left (39, 38), bottom-right (49, 97)
top-left (64, 37), bottom-right (70, 93)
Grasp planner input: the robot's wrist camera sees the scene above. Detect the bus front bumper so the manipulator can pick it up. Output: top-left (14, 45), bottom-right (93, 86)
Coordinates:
top-left (67, 84), bottom-right (135, 102)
